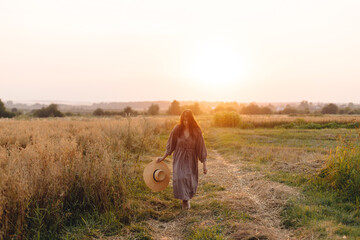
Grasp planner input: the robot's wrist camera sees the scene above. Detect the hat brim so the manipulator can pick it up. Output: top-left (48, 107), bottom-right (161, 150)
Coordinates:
top-left (143, 160), bottom-right (171, 192)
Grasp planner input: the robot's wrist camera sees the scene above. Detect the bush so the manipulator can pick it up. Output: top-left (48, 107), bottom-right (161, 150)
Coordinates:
top-left (213, 111), bottom-right (241, 127)
top-left (240, 103), bottom-right (260, 114)
top-left (321, 103), bottom-right (338, 114)
top-left (279, 107), bottom-right (298, 114)
top-left (123, 106), bottom-right (138, 116)
top-left (33, 104), bottom-right (64, 118)
top-left (147, 104), bottom-right (159, 115)
top-left (93, 108), bottom-right (105, 116)
top-left (93, 107), bottom-right (138, 117)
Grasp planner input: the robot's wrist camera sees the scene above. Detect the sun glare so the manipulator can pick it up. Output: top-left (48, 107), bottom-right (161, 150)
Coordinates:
top-left (188, 43), bottom-right (245, 89)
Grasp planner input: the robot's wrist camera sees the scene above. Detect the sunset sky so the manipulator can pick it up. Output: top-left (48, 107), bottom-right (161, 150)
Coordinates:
top-left (1, 0), bottom-right (360, 103)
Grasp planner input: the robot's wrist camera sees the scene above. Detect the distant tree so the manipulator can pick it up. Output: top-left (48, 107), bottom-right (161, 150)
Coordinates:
top-left (240, 103), bottom-right (260, 114)
top-left (0, 99), bottom-right (15, 118)
top-left (240, 103), bottom-right (271, 114)
top-left (147, 104), bottom-right (160, 115)
top-left (338, 102), bottom-right (356, 115)
top-left (167, 100), bottom-right (181, 115)
top-left (33, 104), bottom-right (64, 118)
top-left (213, 106), bottom-right (236, 113)
top-left (93, 108), bottom-right (105, 116)
top-left (213, 102), bottom-right (238, 113)
top-left (321, 103), bottom-right (338, 114)
top-left (259, 106), bottom-right (272, 114)
top-left (280, 105), bottom-right (298, 114)
top-left (181, 102), bottom-right (202, 115)
top-left (297, 100), bottom-right (310, 114)
top-left (123, 106), bottom-right (137, 116)
top-left (65, 112), bottom-right (75, 117)
top-left (353, 108), bottom-right (360, 114)
top-left (10, 108), bottom-right (22, 116)
top-left (347, 102), bottom-right (355, 108)
top-left (338, 106), bottom-right (353, 114)
top-left (266, 104), bottom-right (276, 112)
top-left (0, 99), bottom-right (6, 113)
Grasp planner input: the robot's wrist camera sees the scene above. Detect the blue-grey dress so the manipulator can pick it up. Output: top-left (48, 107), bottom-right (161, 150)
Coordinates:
top-left (165, 125), bottom-right (207, 200)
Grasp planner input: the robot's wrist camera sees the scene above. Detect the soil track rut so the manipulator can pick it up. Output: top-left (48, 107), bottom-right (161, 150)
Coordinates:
top-left (148, 149), bottom-right (298, 240)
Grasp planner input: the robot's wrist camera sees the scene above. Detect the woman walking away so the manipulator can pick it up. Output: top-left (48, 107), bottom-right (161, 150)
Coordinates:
top-left (157, 109), bottom-right (208, 210)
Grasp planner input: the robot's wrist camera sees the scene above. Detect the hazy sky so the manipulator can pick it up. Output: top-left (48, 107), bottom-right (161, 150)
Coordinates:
top-left (1, 0), bottom-right (360, 103)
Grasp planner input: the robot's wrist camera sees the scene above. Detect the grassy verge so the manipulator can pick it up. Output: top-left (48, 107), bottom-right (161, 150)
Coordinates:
top-left (206, 127), bottom-right (360, 239)
top-left (268, 169), bottom-right (360, 239)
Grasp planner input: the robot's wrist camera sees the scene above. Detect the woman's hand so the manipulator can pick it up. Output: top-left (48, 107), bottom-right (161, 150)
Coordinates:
top-left (157, 153), bottom-right (169, 163)
top-left (157, 157), bottom-right (164, 163)
top-left (203, 162), bottom-right (208, 175)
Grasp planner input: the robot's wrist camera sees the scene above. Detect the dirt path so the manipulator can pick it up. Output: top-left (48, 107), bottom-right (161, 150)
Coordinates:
top-left (147, 149), bottom-right (298, 240)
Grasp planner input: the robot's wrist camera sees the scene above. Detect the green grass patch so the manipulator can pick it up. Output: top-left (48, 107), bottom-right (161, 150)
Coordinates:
top-left (267, 171), bottom-right (309, 187)
top-left (271, 169), bottom-right (360, 238)
top-left (191, 200), bottom-right (252, 223)
top-left (186, 226), bottom-right (224, 240)
top-left (277, 121), bottom-right (360, 129)
top-left (268, 167), bottom-right (360, 238)
top-left (60, 211), bottom-right (124, 239)
top-left (200, 183), bottom-right (226, 193)
top-left (280, 185), bottom-right (360, 238)
top-left (206, 128), bottom-right (346, 155)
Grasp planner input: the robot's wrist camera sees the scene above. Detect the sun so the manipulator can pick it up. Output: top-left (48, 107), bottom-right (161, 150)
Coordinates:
top-left (187, 43), bottom-right (245, 89)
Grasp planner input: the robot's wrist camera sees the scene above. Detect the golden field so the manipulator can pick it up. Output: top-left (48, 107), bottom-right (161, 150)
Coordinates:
top-left (1, 114), bottom-right (360, 239)
top-left (0, 117), bottom-right (178, 239)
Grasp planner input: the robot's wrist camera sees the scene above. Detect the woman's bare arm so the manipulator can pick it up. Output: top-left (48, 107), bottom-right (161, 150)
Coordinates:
top-left (203, 161), bottom-right (208, 174)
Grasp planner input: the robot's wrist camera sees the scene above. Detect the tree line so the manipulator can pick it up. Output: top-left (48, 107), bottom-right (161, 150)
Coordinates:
top-left (1, 98), bottom-right (359, 118)
top-left (93, 101), bottom-right (202, 116)
top-left (213, 101), bottom-right (360, 115)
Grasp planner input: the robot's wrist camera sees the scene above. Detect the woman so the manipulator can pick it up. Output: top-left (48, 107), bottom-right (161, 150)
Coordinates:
top-left (157, 109), bottom-right (208, 210)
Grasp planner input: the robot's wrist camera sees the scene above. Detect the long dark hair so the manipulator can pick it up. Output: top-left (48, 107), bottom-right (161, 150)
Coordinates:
top-left (178, 109), bottom-right (201, 137)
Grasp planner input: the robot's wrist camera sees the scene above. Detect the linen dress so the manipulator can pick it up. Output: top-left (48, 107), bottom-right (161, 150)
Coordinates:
top-left (165, 125), bottom-right (207, 200)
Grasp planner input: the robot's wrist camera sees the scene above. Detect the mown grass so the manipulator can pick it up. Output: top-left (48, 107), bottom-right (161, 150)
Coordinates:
top-left (186, 225), bottom-right (224, 240)
top-left (182, 198), bottom-right (251, 240)
top-left (206, 128), bottom-right (347, 162)
top-left (206, 126), bottom-right (360, 239)
top-left (277, 134), bottom-right (360, 239)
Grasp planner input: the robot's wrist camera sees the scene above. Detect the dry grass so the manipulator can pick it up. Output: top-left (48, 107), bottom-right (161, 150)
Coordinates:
top-left (1, 114), bottom-right (358, 239)
top-left (239, 114), bottom-right (360, 128)
top-left (0, 117), bottom-right (172, 238)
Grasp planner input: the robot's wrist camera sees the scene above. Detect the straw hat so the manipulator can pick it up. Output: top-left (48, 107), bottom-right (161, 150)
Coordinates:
top-left (143, 160), bottom-right (171, 192)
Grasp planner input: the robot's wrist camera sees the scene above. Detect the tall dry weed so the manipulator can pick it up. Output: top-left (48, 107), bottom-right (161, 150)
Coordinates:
top-left (0, 117), bottom-right (164, 238)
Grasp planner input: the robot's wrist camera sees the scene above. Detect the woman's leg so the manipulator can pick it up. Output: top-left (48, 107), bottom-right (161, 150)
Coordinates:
top-left (182, 200), bottom-right (190, 210)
